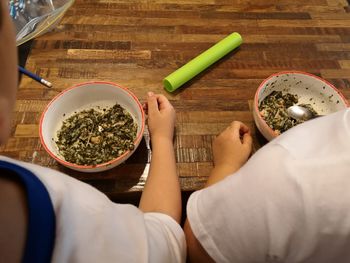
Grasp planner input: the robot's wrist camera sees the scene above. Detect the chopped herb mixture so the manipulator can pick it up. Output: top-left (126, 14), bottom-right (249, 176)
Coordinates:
top-left (259, 91), bottom-right (317, 135)
top-left (56, 103), bottom-right (137, 166)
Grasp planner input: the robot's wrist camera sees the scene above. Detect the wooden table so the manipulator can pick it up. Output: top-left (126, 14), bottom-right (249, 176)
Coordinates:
top-left (3, 0), bottom-right (350, 200)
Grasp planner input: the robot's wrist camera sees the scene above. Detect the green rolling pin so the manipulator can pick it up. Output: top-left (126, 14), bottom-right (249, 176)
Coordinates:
top-left (163, 32), bottom-right (243, 92)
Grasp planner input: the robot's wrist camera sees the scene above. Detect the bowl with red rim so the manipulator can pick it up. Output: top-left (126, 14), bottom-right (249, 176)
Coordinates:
top-left (253, 71), bottom-right (349, 141)
top-left (39, 81), bottom-right (145, 172)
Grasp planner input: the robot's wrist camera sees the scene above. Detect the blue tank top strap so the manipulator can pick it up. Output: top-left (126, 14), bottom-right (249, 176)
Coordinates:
top-left (0, 160), bottom-right (55, 263)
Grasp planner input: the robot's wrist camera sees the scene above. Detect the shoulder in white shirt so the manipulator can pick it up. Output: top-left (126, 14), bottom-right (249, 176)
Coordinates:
top-left (0, 156), bottom-right (186, 263)
top-left (187, 109), bottom-right (350, 263)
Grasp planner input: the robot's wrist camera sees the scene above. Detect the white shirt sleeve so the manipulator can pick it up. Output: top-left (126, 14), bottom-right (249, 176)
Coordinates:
top-left (144, 213), bottom-right (186, 263)
top-left (187, 144), bottom-right (304, 263)
top-left (0, 156), bottom-right (186, 263)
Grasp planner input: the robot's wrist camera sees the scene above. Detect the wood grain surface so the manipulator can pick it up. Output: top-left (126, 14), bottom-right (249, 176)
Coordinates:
top-left (3, 0), bottom-right (350, 199)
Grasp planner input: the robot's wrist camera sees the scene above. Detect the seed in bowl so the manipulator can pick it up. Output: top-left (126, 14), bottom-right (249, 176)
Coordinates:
top-left (259, 91), bottom-right (318, 135)
top-left (55, 103), bottom-right (137, 166)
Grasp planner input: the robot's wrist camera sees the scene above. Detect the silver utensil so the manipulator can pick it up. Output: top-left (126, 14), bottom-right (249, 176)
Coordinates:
top-left (287, 105), bottom-right (322, 121)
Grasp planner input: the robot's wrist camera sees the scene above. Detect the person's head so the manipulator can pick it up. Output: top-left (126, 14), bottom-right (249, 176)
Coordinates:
top-left (0, 0), bottom-right (18, 144)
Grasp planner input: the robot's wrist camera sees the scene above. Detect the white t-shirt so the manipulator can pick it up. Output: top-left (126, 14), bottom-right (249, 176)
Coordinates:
top-left (0, 156), bottom-right (186, 263)
top-left (187, 108), bottom-right (350, 263)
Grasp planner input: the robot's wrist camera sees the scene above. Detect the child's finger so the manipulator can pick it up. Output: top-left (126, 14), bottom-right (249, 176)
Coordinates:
top-left (142, 103), bottom-right (148, 114)
top-left (147, 92), bottom-right (159, 115)
top-left (229, 121), bottom-right (248, 138)
top-left (242, 133), bottom-right (253, 147)
top-left (153, 94), bottom-right (172, 111)
top-left (239, 123), bottom-right (250, 134)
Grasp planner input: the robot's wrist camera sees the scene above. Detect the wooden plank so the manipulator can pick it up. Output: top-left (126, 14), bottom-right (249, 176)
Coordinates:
top-left (321, 69), bottom-right (350, 78)
top-left (316, 43), bottom-right (350, 51)
top-left (258, 19), bottom-right (350, 28)
top-left (339, 60), bottom-right (350, 69)
top-left (14, 125), bottom-right (39, 138)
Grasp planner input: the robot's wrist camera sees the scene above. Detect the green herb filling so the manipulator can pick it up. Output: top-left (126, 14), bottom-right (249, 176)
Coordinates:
top-left (56, 103), bottom-right (137, 166)
top-left (259, 91), bottom-right (317, 134)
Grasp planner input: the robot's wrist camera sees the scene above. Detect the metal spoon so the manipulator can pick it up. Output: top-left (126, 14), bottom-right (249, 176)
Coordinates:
top-left (287, 105), bottom-right (321, 121)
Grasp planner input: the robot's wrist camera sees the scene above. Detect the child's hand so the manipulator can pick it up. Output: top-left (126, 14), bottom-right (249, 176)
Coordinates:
top-left (145, 92), bottom-right (175, 141)
top-left (212, 121), bottom-right (253, 174)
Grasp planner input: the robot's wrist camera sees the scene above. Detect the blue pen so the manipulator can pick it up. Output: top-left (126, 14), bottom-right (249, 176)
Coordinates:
top-left (10, 2), bottom-right (17, 19)
top-left (18, 66), bottom-right (52, 88)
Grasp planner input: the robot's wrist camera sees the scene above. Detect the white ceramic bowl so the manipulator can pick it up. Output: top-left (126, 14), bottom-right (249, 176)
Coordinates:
top-left (253, 71), bottom-right (349, 141)
top-left (40, 81), bottom-right (145, 172)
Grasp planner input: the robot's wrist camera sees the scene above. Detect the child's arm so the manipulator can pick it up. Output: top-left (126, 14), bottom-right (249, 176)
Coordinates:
top-left (0, 174), bottom-right (28, 263)
top-left (185, 121), bottom-right (253, 262)
top-left (206, 121), bottom-right (252, 186)
top-left (139, 92), bottom-right (181, 224)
